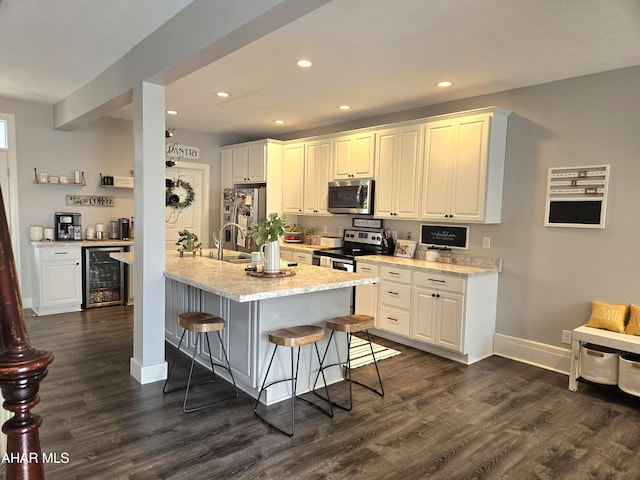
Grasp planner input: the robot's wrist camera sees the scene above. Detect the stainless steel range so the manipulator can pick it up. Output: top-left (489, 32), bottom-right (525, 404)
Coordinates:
top-left (313, 228), bottom-right (394, 271)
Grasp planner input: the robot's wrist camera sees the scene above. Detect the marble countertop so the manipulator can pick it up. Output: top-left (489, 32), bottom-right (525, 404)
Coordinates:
top-left (32, 239), bottom-right (134, 248)
top-left (111, 250), bottom-right (378, 303)
top-left (357, 255), bottom-right (500, 277)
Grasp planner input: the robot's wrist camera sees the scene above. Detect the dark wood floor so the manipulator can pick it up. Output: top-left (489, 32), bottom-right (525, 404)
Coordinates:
top-left (22, 305), bottom-right (640, 479)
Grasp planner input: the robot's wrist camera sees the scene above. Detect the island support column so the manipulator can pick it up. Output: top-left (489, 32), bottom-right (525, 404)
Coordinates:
top-left (131, 81), bottom-right (167, 384)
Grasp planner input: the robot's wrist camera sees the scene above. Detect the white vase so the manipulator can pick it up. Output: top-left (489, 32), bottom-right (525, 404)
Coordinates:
top-left (260, 240), bottom-right (280, 273)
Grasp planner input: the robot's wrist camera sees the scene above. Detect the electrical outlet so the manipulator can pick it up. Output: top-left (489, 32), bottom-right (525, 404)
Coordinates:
top-left (561, 330), bottom-right (572, 344)
top-left (482, 237), bottom-right (491, 248)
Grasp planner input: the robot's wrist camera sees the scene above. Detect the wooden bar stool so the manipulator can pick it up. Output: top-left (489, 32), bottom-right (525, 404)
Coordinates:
top-left (163, 312), bottom-right (238, 413)
top-left (313, 314), bottom-right (384, 411)
top-left (254, 325), bottom-right (333, 436)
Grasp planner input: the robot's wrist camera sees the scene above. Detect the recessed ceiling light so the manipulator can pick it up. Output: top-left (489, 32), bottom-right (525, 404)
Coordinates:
top-left (296, 59), bottom-right (312, 68)
top-left (216, 91), bottom-right (230, 98)
top-left (166, 110), bottom-right (178, 115)
top-left (274, 119), bottom-right (285, 125)
top-left (338, 105), bottom-right (351, 111)
top-left (437, 81), bottom-right (453, 88)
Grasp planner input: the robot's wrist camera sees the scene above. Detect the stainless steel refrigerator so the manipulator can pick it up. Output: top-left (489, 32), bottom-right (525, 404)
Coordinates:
top-left (221, 183), bottom-right (267, 254)
top-left (83, 246), bottom-right (126, 308)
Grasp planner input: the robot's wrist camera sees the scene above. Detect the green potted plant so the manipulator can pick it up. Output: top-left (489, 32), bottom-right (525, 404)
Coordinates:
top-left (250, 212), bottom-right (288, 245)
top-left (176, 229), bottom-right (202, 256)
top-left (251, 213), bottom-right (287, 273)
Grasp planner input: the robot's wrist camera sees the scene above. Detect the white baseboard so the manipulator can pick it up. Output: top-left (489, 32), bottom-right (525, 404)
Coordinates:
top-left (493, 333), bottom-right (571, 375)
top-left (129, 357), bottom-right (167, 385)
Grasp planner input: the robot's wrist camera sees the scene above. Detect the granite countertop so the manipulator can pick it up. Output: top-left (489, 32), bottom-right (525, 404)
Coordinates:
top-left (111, 250), bottom-right (378, 303)
top-left (357, 254), bottom-right (500, 277)
top-left (279, 243), bottom-right (329, 252)
top-left (32, 239), bottom-right (134, 248)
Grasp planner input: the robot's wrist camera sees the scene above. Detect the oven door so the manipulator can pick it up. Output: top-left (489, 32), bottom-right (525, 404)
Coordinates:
top-left (330, 258), bottom-right (354, 272)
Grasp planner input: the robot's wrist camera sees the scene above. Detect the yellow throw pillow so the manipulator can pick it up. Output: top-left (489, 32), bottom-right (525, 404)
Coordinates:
top-left (585, 300), bottom-right (629, 333)
top-left (625, 304), bottom-right (640, 336)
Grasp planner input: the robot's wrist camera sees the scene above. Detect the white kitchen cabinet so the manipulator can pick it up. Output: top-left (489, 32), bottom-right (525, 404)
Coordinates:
top-left (282, 143), bottom-right (304, 214)
top-left (374, 125), bottom-right (422, 218)
top-left (290, 251), bottom-right (313, 265)
top-left (333, 131), bottom-right (376, 180)
top-left (361, 259), bottom-right (499, 365)
top-left (412, 272), bottom-right (465, 352)
top-left (303, 139), bottom-right (332, 215)
top-left (229, 142), bottom-right (267, 183)
top-left (355, 263), bottom-right (378, 319)
top-left (221, 148), bottom-right (233, 190)
top-left (377, 265), bottom-right (411, 336)
top-left (32, 245), bottom-right (82, 316)
top-left (421, 108), bottom-right (510, 223)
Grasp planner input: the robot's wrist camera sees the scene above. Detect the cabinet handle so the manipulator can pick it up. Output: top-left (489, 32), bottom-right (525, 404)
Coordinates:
top-left (388, 271), bottom-right (400, 276)
top-left (431, 293), bottom-right (441, 298)
top-left (54, 252), bottom-right (68, 255)
top-left (428, 278), bottom-right (445, 283)
top-left (387, 316), bottom-right (398, 322)
top-left (387, 291), bottom-right (399, 296)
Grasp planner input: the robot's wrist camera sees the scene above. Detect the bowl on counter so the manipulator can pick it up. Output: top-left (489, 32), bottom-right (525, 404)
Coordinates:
top-left (283, 231), bottom-right (303, 243)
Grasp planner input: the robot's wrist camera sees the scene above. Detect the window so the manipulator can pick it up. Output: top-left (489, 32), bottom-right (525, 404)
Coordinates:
top-left (0, 120), bottom-right (6, 149)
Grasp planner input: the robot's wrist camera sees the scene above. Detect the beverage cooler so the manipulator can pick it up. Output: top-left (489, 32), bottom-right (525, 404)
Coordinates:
top-left (83, 247), bottom-right (126, 308)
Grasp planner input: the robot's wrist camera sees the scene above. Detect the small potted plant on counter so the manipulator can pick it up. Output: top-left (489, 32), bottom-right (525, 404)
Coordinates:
top-left (176, 229), bottom-right (202, 256)
top-left (251, 213), bottom-right (287, 273)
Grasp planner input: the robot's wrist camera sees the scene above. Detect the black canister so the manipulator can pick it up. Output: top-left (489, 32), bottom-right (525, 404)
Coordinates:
top-left (119, 218), bottom-right (130, 240)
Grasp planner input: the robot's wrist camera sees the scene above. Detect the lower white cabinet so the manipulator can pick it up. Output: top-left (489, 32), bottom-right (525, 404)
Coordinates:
top-left (280, 247), bottom-right (313, 265)
top-left (377, 265), bottom-right (412, 336)
top-left (355, 263), bottom-right (378, 318)
top-left (359, 259), bottom-right (499, 365)
top-left (412, 272), bottom-right (465, 352)
top-left (32, 245), bottom-right (83, 316)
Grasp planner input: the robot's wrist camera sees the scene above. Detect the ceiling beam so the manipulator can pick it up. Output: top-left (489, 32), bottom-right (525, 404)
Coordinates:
top-left (53, 0), bottom-right (331, 130)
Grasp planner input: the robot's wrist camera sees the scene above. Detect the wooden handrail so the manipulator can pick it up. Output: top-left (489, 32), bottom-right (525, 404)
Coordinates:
top-left (0, 186), bottom-right (54, 480)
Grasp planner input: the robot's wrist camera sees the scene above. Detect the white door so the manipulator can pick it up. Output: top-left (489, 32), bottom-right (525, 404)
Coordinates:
top-left (165, 163), bottom-right (209, 251)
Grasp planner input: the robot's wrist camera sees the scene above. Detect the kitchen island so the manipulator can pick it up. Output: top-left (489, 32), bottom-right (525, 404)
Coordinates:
top-left (111, 250), bottom-right (379, 404)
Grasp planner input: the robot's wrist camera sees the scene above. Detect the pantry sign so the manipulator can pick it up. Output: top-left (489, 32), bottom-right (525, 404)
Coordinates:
top-left (166, 143), bottom-right (199, 160)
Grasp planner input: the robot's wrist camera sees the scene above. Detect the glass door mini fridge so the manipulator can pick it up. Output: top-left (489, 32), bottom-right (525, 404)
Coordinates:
top-left (83, 246), bottom-right (125, 308)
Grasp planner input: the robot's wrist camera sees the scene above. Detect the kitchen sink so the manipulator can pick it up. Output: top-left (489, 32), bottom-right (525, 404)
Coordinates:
top-left (221, 253), bottom-right (253, 264)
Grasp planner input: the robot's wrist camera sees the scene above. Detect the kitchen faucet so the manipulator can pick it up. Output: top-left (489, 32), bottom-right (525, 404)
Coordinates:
top-left (215, 222), bottom-right (246, 260)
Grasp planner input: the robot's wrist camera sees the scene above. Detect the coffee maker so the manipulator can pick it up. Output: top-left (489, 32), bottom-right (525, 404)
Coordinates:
top-left (119, 218), bottom-right (130, 240)
top-left (55, 212), bottom-right (82, 241)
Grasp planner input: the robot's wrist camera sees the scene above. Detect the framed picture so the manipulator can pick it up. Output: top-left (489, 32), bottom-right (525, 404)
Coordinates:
top-left (394, 239), bottom-right (416, 258)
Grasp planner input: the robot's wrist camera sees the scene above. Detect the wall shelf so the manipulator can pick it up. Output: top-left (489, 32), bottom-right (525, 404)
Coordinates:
top-left (33, 181), bottom-right (85, 186)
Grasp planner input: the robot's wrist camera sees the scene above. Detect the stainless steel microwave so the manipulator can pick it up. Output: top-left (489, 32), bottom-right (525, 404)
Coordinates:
top-left (327, 179), bottom-right (374, 214)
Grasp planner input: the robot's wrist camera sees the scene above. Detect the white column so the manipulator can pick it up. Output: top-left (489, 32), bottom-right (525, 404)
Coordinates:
top-left (130, 82), bottom-right (167, 384)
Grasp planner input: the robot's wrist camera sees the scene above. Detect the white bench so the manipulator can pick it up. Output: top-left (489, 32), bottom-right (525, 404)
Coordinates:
top-left (570, 324), bottom-right (640, 391)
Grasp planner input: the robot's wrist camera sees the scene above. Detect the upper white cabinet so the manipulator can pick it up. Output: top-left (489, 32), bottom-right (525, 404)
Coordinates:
top-left (225, 141), bottom-right (268, 183)
top-left (421, 108), bottom-right (510, 223)
top-left (282, 143), bottom-right (305, 214)
top-left (333, 131), bottom-right (376, 180)
top-left (374, 125), bottom-right (423, 219)
top-left (303, 139), bottom-right (332, 215)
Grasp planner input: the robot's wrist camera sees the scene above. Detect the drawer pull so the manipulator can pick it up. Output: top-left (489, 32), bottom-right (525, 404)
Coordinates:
top-left (586, 349), bottom-right (604, 357)
top-left (54, 252), bottom-right (69, 255)
top-left (388, 271), bottom-right (400, 276)
top-left (387, 291), bottom-right (399, 296)
top-left (428, 278), bottom-right (445, 283)
top-left (387, 316), bottom-right (398, 322)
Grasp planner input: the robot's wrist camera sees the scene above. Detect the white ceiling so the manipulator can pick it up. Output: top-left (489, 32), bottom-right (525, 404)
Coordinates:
top-left (2, 0), bottom-right (640, 139)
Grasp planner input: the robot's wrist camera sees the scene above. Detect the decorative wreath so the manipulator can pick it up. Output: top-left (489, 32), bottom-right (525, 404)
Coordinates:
top-left (166, 178), bottom-right (195, 209)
